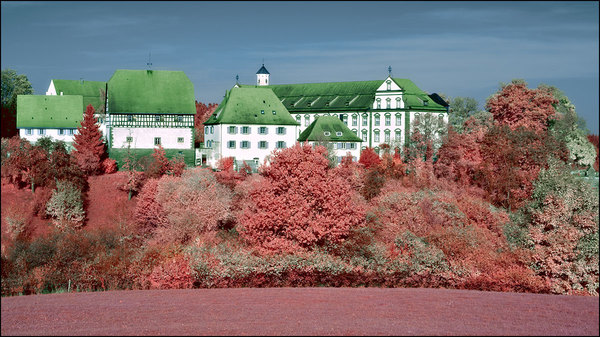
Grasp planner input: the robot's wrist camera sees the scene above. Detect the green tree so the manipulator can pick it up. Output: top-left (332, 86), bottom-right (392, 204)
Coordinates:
top-left (1, 68), bottom-right (33, 138)
top-left (447, 96), bottom-right (482, 133)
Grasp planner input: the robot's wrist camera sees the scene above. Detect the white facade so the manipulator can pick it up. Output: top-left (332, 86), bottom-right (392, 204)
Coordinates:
top-left (257, 73), bottom-right (270, 86)
top-left (111, 127), bottom-right (193, 150)
top-left (203, 123), bottom-right (298, 168)
top-left (19, 127), bottom-right (77, 146)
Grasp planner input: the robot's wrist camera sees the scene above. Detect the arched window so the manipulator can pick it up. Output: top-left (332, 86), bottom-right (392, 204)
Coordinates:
top-left (351, 114), bottom-right (358, 126)
top-left (376, 98), bottom-right (381, 109)
top-left (362, 113), bottom-right (368, 126)
top-left (361, 129), bottom-right (368, 142)
top-left (395, 113), bottom-right (402, 126)
top-left (384, 129), bottom-right (390, 143)
top-left (374, 113), bottom-right (380, 126)
top-left (374, 129), bottom-right (380, 143)
top-left (395, 129), bottom-right (402, 140)
top-left (396, 97), bottom-right (401, 109)
top-left (385, 113), bottom-right (391, 126)
top-left (304, 115), bottom-right (310, 127)
top-left (386, 80), bottom-right (391, 91)
top-left (386, 98), bottom-right (391, 109)
top-left (438, 114), bottom-right (444, 128)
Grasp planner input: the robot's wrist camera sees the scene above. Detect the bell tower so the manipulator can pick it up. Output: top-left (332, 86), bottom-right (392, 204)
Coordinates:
top-left (256, 63), bottom-right (270, 86)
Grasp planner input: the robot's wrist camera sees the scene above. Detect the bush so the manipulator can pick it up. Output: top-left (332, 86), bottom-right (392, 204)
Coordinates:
top-left (45, 181), bottom-right (86, 231)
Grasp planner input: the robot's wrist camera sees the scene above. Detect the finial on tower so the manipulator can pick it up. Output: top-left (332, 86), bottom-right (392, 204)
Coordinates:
top-left (388, 66), bottom-right (392, 77)
top-left (236, 74), bottom-right (239, 83)
top-left (147, 52), bottom-right (153, 70)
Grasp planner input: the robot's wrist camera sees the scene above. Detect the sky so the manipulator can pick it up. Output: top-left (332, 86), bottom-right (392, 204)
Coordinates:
top-left (2, 1), bottom-right (598, 133)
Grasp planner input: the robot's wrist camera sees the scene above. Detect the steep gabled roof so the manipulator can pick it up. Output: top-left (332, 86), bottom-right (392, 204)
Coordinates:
top-left (256, 64), bottom-right (270, 74)
top-left (107, 69), bottom-right (195, 114)
top-left (204, 86), bottom-right (298, 126)
top-left (52, 79), bottom-right (106, 111)
top-left (239, 78), bottom-right (446, 112)
top-left (298, 115), bottom-right (363, 142)
top-left (17, 95), bottom-right (83, 128)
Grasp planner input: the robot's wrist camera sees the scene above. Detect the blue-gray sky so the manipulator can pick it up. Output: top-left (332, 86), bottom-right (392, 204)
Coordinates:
top-left (2, 1), bottom-right (598, 133)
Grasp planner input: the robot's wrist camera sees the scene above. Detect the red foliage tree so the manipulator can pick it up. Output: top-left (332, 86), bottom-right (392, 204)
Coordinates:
top-left (477, 125), bottom-right (568, 211)
top-left (237, 143), bottom-right (367, 253)
top-left (486, 81), bottom-right (558, 133)
top-left (587, 134), bottom-right (599, 171)
top-left (134, 178), bottom-right (168, 237)
top-left (194, 101), bottom-right (218, 146)
top-left (71, 104), bottom-right (107, 175)
top-left (144, 145), bottom-right (186, 179)
top-left (358, 147), bottom-right (381, 169)
top-left (214, 157), bottom-right (248, 190)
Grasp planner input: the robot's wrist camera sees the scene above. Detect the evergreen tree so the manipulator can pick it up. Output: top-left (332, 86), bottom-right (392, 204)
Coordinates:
top-left (71, 104), bottom-right (106, 175)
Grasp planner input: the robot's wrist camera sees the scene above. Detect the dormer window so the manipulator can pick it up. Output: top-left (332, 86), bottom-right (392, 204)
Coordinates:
top-left (261, 110), bottom-right (265, 114)
top-left (272, 110), bottom-right (276, 115)
top-left (336, 132), bottom-right (342, 137)
top-left (324, 131), bottom-right (331, 136)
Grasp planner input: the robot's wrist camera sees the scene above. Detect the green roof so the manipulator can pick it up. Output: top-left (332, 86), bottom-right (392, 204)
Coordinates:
top-left (17, 95), bottom-right (83, 128)
top-left (240, 78), bottom-right (446, 112)
top-left (107, 69), bottom-right (195, 114)
top-left (204, 86), bottom-right (299, 126)
top-left (52, 79), bottom-right (106, 112)
top-left (298, 115), bottom-right (363, 142)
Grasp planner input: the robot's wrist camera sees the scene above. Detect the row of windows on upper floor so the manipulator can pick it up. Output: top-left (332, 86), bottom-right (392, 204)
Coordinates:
top-left (205, 126), bottom-right (289, 136)
top-left (23, 128), bottom-right (76, 136)
top-left (117, 115), bottom-right (190, 123)
top-left (206, 140), bottom-right (358, 150)
top-left (296, 112), bottom-right (445, 128)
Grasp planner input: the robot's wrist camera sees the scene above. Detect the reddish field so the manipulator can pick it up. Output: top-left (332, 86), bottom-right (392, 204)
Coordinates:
top-left (1, 288), bottom-right (598, 336)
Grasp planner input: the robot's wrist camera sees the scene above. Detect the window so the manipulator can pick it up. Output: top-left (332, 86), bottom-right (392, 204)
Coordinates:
top-left (258, 141), bottom-right (268, 149)
top-left (395, 129), bottom-right (402, 140)
top-left (155, 115), bottom-right (160, 122)
top-left (25, 129), bottom-right (33, 135)
top-left (154, 137), bottom-right (161, 146)
top-left (272, 110), bottom-right (276, 115)
top-left (276, 127), bottom-right (286, 135)
top-left (205, 126), bottom-right (209, 134)
top-left (324, 131), bottom-right (331, 136)
top-left (296, 115), bottom-right (301, 124)
top-left (384, 130), bottom-right (390, 143)
top-left (376, 98), bottom-right (381, 109)
top-left (242, 126), bottom-right (250, 134)
top-left (177, 137), bottom-right (184, 143)
top-left (336, 131), bottom-right (342, 137)
top-left (386, 80), bottom-right (391, 91)
top-left (241, 141), bottom-right (250, 149)
top-left (374, 131), bottom-right (380, 143)
top-left (259, 127), bottom-right (268, 135)
top-left (361, 130), bottom-right (368, 142)
top-left (337, 142), bottom-right (346, 150)
top-left (341, 114), bottom-right (348, 126)
top-left (362, 114), bottom-right (368, 126)
top-left (210, 126), bottom-right (214, 134)
top-left (423, 100), bottom-right (429, 106)
top-left (395, 113), bottom-right (402, 126)
top-left (228, 126), bottom-right (238, 134)
top-left (352, 129), bottom-right (358, 136)
top-left (178, 115), bottom-right (183, 122)
top-left (128, 115), bottom-right (133, 122)
top-left (228, 140), bottom-right (236, 149)
top-left (69, 129), bottom-right (75, 135)
top-left (304, 115), bottom-right (310, 127)
top-left (352, 115), bottom-right (358, 126)
top-left (126, 136), bottom-right (133, 143)
top-left (386, 98), bottom-right (391, 109)
top-left (385, 114), bottom-right (391, 126)
top-left (396, 97), bottom-right (401, 109)
top-left (350, 143), bottom-right (356, 149)
top-left (276, 141), bottom-right (286, 149)
top-left (261, 110), bottom-right (265, 114)
top-left (205, 140), bottom-right (212, 148)
top-left (59, 129), bottom-right (65, 135)
top-left (374, 114), bottom-right (380, 126)
top-left (38, 129), bottom-right (45, 135)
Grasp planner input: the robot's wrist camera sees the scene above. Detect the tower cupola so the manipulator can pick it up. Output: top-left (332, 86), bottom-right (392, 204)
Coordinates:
top-left (256, 64), bottom-right (270, 86)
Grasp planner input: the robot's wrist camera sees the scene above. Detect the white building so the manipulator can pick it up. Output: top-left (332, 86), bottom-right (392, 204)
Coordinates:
top-left (201, 86), bottom-right (299, 169)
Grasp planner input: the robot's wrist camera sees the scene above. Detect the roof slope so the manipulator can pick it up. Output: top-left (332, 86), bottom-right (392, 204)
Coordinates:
top-left (52, 79), bottom-right (106, 111)
top-left (256, 65), bottom-right (270, 74)
top-left (204, 87), bottom-right (298, 126)
top-left (17, 95), bottom-right (83, 128)
top-left (240, 78), bottom-right (446, 112)
top-left (107, 69), bottom-right (195, 114)
top-left (298, 115), bottom-right (363, 142)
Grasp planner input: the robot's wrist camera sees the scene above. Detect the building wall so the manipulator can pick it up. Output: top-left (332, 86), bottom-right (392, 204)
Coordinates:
top-left (204, 123), bottom-right (298, 167)
top-left (19, 128), bottom-right (76, 145)
top-left (111, 127), bottom-right (193, 150)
